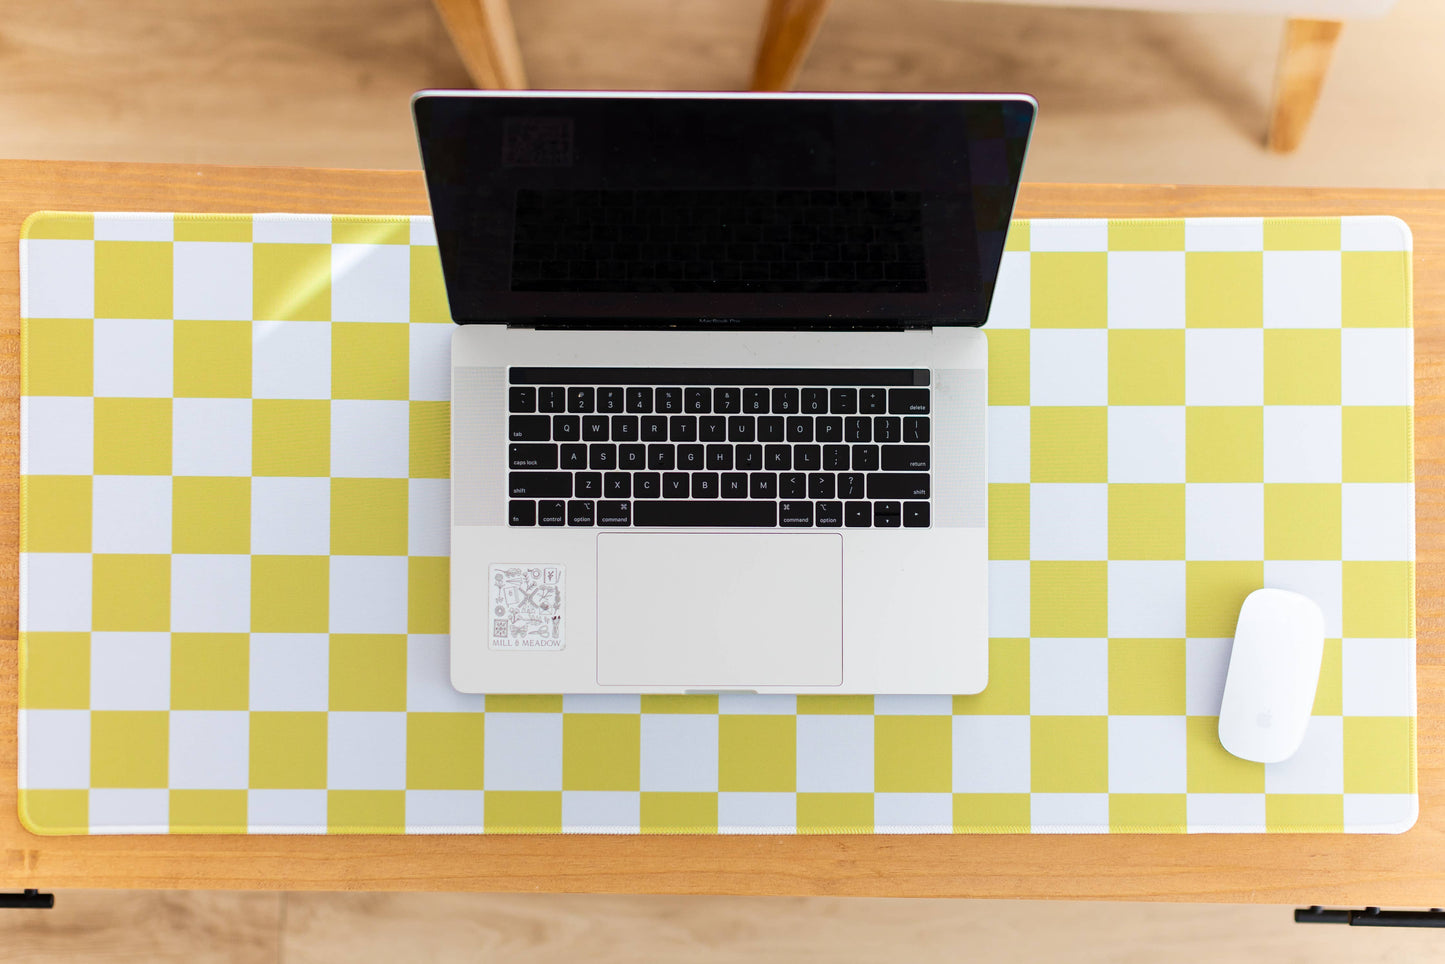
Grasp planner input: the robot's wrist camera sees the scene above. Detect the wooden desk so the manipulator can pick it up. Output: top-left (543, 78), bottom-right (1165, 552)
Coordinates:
top-left (2, 160), bottom-right (1441, 901)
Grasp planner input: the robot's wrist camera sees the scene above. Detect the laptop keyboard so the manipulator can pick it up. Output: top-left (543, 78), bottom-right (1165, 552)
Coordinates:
top-left (506, 367), bottom-right (931, 528)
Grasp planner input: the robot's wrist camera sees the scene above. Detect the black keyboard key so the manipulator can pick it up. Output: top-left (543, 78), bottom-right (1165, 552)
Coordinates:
top-left (727, 416), bottom-right (756, 442)
top-left (772, 388), bottom-right (799, 414)
top-left (801, 388), bottom-right (827, 413)
top-left (838, 473), bottom-right (865, 500)
top-left (757, 416), bottom-right (785, 442)
top-left (830, 388), bottom-right (858, 414)
top-left (575, 473), bottom-right (603, 498)
top-left (786, 416), bottom-right (813, 443)
top-left (743, 388), bottom-right (769, 413)
top-left (721, 473), bottom-right (748, 498)
top-left (808, 473), bottom-right (835, 499)
top-left (714, 387), bottom-right (740, 413)
top-left (626, 387), bottom-right (653, 413)
top-left (685, 388), bottom-right (711, 413)
top-left (706, 444), bottom-right (733, 470)
top-left (510, 472), bottom-right (571, 498)
top-left (882, 445), bottom-right (931, 471)
top-left (634, 501), bottom-right (777, 527)
top-left (765, 444), bottom-right (791, 470)
top-left (905, 417), bottom-right (930, 443)
top-left (749, 472), bottom-right (777, 499)
top-left (553, 415), bottom-right (581, 441)
top-left (816, 416), bottom-right (842, 442)
top-left (678, 445), bottom-right (705, 470)
top-left (845, 416), bottom-right (871, 443)
top-left (568, 387), bottom-right (595, 413)
top-left (700, 415), bottom-right (727, 441)
top-left (780, 473), bottom-right (806, 498)
top-left (509, 499), bottom-right (536, 526)
top-left (612, 415), bottom-right (639, 441)
top-left (859, 388), bottom-right (887, 414)
top-left (669, 415), bottom-right (697, 442)
top-left (598, 500), bottom-right (631, 526)
top-left (509, 415), bottom-right (550, 441)
top-left (603, 473), bottom-right (631, 498)
top-left (647, 444), bottom-right (676, 471)
top-left (823, 445), bottom-right (849, 471)
top-left (538, 499), bottom-right (566, 526)
top-left (794, 444), bottom-right (821, 471)
top-left (845, 501), bottom-right (872, 527)
top-left (597, 387), bottom-right (625, 413)
top-left (736, 444), bottom-right (763, 471)
top-left (779, 501), bottom-right (813, 527)
top-left (852, 445), bottom-right (880, 471)
top-left (589, 444), bottom-right (617, 470)
top-left (816, 501), bottom-right (843, 527)
top-left (656, 387), bottom-right (683, 413)
top-left (582, 415), bottom-right (609, 440)
top-left (619, 444), bottom-right (645, 470)
top-left (568, 500), bottom-right (595, 526)
top-left (509, 387), bottom-right (536, 412)
top-left (890, 388), bottom-right (930, 414)
top-left (691, 473), bottom-right (720, 498)
top-left (635, 473), bottom-right (661, 499)
top-left (538, 386), bottom-right (566, 413)
top-left (874, 500), bottom-right (902, 527)
top-left (904, 501), bottom-right (930, 527)
top-left (560, 444), bottom-right (587, 470)
top-left (509, 443), bottom-right (557, 469)
top-left (641, 415), bottom-right (669, 441)
top-left (662, 473), bottom-right (689, 498)
top-left (875, 416), bottom-right (900, 443)
top-left (867, 473), bottom-right (930, 499)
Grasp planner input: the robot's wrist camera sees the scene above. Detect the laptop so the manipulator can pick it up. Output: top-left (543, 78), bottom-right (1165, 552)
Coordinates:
top-left (413, 90), bottom-right (1035, 694)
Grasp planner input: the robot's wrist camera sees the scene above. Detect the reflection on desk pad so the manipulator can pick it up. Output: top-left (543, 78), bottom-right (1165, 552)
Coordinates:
top-left (17, 213), bottom-right (1416, 835)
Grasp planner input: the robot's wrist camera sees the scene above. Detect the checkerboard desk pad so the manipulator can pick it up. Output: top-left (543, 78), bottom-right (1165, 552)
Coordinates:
top-left (16, 212), bottom-right (1416, 835)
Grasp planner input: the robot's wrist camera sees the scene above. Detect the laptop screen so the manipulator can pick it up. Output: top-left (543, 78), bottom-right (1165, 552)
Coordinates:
top-left (413, 92), bottom-right (1034, 327)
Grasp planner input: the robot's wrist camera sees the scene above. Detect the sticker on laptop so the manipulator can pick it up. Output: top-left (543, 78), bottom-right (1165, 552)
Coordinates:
top-left (489, 565), bottom-right (565, 651)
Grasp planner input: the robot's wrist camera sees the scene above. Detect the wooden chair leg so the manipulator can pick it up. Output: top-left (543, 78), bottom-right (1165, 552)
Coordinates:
top-left (1267, 18), bottom-right (1343, 153)
top-left (430, 0), bottom-right (527, 90)
top-left (749, 0), bottom-right (834, 91)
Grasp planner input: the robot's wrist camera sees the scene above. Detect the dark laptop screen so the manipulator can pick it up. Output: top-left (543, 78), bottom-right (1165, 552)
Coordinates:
top-left (413, 92), bottom-right (1034, 327)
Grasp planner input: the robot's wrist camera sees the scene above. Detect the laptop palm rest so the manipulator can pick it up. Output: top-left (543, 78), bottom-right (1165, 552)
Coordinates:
top-left (596, 533), bottom-right (843, 687)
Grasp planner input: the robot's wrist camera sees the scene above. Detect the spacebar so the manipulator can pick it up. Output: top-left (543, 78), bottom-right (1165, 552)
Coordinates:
top-left (633, 501), bottom-right (777, 527)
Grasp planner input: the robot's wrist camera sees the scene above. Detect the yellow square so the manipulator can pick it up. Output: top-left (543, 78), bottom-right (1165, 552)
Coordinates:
top-left (1109, 793), bottom-right (1187, 833)
top-left (1108, 330), bottom-right (1184, 405)
top-left (1030, 717), bottom-right (1108, 793)
top-left (251, 556), bottom-right (329, 633)
top-left (1186, 407), bottom-right (1263, 482)
top-left (640, 792), bottom-right (717, 834)
top-left (409, 556), bottom-right (449, 635)
top-left (485, 791), bottom-right (562, 833)
top-left (250, 711), bottom-right (328, 789)
top-left (1030, 562), bottom-right (1107, 638)
top-left (18, 789), bottom-right (88, 834)
top-left (331, 478), bottom-right (408, 555)
top-left (1342, 251), bottom-right (1410, 327)
top-left (332, 322), bottom-right (408, 401)
top-left (23, 212), bottom-right (94, 240)
top-left (954, 639), bottom-right (1028, 715)
top-left (410, 401), bottom-right (451, 479)
top-left (23, 317), bottom-right (92, 395)
top-left (94, 241), bottom-right (172, 319)
top-left (253, 399), bottom-right (329, 477)
top-left (1031, 252), bottom-right (1107, 328)
top-left (330, 635), bottom-right (407, 710)
top-left (332, 220), bottom-right (409, 245)
top-left (641, 695), bottom-right (718, 714)
top-left (94, 398), bottom-right (171, 475)
top-left (174, 319), bottom-right (251, 398)
top-left (1313, 638), bottom-right (1342, 715)
top-left (1003, 221), bottom-right (1029, 252)
top-left (953, 793), bottom-right (1030, 832)
top-left (407, 713), bottom-right (485, 790)
top-left (171, 634), bottom-right (249, 710)
top-left (410, 246), bottom-right (452, 323)
top-left (718, 716), bottom-right (795, 792)
top-left (796, 695), bottom-right (873, 714)
top-left (253, 243), bottom-right (331, 321)
top-left (1108, 484), bottom-right (1184, 560)
top-left (91, 711), bottom-right (168, 788)
top-left (174, 216), bottom-right (251, 243)
top-left (20, 632), bottom-right (89, 709)
top-left (171, 789), bottom-right (247, 833)
top-left (1264, 218), bottom-right (1340, 250)
top-left (1343, 407), bottom-right (1412, 483)
top-left (798, 793), bottom-right (872, 833)
top-left (1031, 407), bottom-right (1107, 482)
top-left (1186, 252), bottom-right (1262, 327)
top-left (563, 714), bottom-right (641, 791)
top-left (22, 475), bottom-right (91, 552)
top-left (1186, 562), bottom-right (1263, 638)
top-left (1108, 639), bottom-right (1185, 715)
top-left (487, 695), bottom-right (563, 713)
top-left (875, 716), bottom-right (951, 792)
top-left (988, 483), bottom-right (1029, 560)
top-left (1264, 330), bottom-right (1340, 405)
top-left (1186, 716), bottom-right (1263, 792)
top-left (92, 554), bottom-right (170, 631)
top-left (328, 790), bottom-right (405, 833)
top-left (1265, 794), bottom-right (1343, 832)
top-left (172, 476), bottom-right (249, 554)
top-left (1343, 561), bottom-right (1414, 638)
top-left (987, 329), bottom-right (1029, 406)
top-left (1264, 484), bottom-right (1341, 559)
top-left (1109, 220), bottom-right (1184, 251)
top-left (1343, 717), bottom-right (1414, 794)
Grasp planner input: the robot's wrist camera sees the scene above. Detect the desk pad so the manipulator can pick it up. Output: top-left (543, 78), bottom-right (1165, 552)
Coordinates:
top-left (17, 213), bottom-right (1416, 834)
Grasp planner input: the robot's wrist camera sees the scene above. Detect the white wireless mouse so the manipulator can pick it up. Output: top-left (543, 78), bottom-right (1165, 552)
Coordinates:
top-left (1218, 588), bottom-right (1325, 764)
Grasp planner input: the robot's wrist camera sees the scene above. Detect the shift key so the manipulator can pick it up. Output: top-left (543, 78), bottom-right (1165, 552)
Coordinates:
top-left (509, 472), bottom-right (571, 498)
top-left (866, 473), bottom-right (930, 499)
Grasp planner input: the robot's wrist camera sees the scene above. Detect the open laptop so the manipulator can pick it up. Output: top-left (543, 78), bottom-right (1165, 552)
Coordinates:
top-left (413, 91), bottom-right (1035, 694)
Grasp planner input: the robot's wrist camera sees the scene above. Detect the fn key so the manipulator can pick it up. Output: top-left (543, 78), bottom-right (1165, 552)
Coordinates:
top-left (509, 500), bottom-right (536, 526)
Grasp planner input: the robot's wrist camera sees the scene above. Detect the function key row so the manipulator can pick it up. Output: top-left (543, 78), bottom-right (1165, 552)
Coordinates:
top-left (509, 385), bottom-right (929, 416)
top-left (509, 499), bottom-right (931, 528)
top-left (509, 414), bottom-right (930, 445)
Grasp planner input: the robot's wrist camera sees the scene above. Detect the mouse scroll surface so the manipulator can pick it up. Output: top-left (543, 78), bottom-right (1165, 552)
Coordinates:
top-left (1218, 588), bottom-right (1325, 764)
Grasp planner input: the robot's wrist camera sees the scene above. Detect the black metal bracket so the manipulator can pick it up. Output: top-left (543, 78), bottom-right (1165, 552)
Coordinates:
top-left (1296, 905), bottom-right (1445, 928)
top-left (0, 889), bottom-right (54, 909)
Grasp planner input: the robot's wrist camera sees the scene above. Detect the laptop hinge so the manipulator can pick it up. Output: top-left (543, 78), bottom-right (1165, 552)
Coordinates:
top-left (501, 321), bottom-right (934, 332)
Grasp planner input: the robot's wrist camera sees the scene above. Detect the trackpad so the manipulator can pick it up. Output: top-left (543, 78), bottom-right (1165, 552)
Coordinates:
top-left (596, 533), bottom-right (843, 687)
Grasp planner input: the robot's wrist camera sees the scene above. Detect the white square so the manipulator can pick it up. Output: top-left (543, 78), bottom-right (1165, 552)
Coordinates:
top-left (1185, 638), bottom-right (1233, 716)
top-left (20, 553), bottom-right (92, 632)
top-left (252, 477), bottom-right (330, 555)
top-left (252, 217), bottom-right (331, 244)
top-left (952, 715), bottom-right (1030, 792)
top-left (22, 396), bottom-right (93, 476)
top-left (795, 715), bottom-right (873, 792)
top-left (1029, 793), bottom-right (1110, 833)
top-left (639, 714), bottom-right (718, 792)
top-left (331, 400), bottom-right (409, 478)
top-left (1341, 329), bottom-right (1413, 406)
top-left (1186, 793), bottom-right (1265, 832)
top-left (987, 406), bottom-right (1029, 483)
top-left (253, 320), bottom-right (330, 399)
top-left (874, 695), bottom-right (952, 715)
top-left (409, 479), bottom-right (450, 557)
top-left (1264, 251), bottom-right (1341, 328)
top-left (406, 635), bottom-right (486, 712)
top-left (169, 711), bottom-right (249, 789)
top-left (484, 712), bottom-right (562, 791)
top-left (872, 793), bottom-right (952, 833)
top-left (19, 710), bottom-right (90, 790)
top-left (1107, 561), bottom-right (1185, 638)
top-left (1185, 329), bottom-right (1263, 405)
top-left (90, 633), bottom-right (170, 710)
top-left (95, 213), bottom-right (173, 241)
top-left (250, 634), bottom-right (329, 711)
top-left (1030, 484), bottom-right (1107, 560)
top-left (718, 792), bottom-right (796, 833)
top-left (1342, 639), bottom-right (1415, 716)
top-left (1263, 561), bottom-right (1342, 638)
top-left (172, 399), bottom-right (251, 476)
top-left (1107, 407), bottom-right (1185, 483)
top-left (562, 791), bottom-right (640, 832)
top-left (1107, 716), bottom-right (1186, 793)
top-left (1343, 794), bottom-right (1417, 834)
top-left (332, 245), bottom-right (410, 323)
top-left (717, 693), bottom-right (795, 715)
top-left (410, 217), bottom-right (437, 246)
top-left (171, 555), bottom-right (251, 632)
top-left (409, 323), bottom-right (453, 401)
top-left (987, 251), bottom-right (1029, 328)
top-left (89, 789), bottom-right (168, 834)
top-left (1341, 216), bottom-right (1411, 252)
top-left (1029, 330), bottom-right (1107, 406)
top-left (22, 239), bottom-right (93, 319)
top-left (248, 788), bottom-right (328, 833)
top-left (1186, 484), bottom-right (1263, 560)
top-left (406, 790), bottom-right (484, 833)
top-left (1185, 218), bottom-right (1262, 251)
top-left (562, 695), bottom-right (640, 713)
top-left (1030, 219), bottom-right (1107, 252)
top-left (1263, 407), bottom-right (1340, 483)
top-left (174, 242), bottom-right (252, 321)
top-left (330, 556), bottom-right (408, 634)
top-left (328, 712), bottom-right (407, 790)
top-left (1265, 715), bottom-right (1343, 793)
top-left (93, 318), bottom-right (172, 397)
top-left (92, 476), bottom-right (171, 554)
top-left (1343, 483), bottom-right (1414, 561)
top-left (988, 560), bottom-right (1029, 638)
top-left (1030, 638), bottom-right (1107, 716)
top-left (1108, 251), bottom-right (1184, 328)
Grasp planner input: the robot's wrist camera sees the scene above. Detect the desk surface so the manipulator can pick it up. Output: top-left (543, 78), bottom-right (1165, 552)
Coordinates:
top-left (2, 159), bottom-right (1442, 901)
